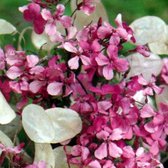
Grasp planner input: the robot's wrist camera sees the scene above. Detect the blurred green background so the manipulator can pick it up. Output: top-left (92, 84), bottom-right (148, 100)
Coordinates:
top-left (0, 0), bottom-right (168, 30)
top-left (0, 0), bottom-right (168, 55)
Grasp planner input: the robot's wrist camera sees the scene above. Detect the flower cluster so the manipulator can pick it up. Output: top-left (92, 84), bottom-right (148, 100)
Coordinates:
top-left (0, 44), bottom-right (77, 111)
top-left (0, 0), bottom-right (167, 168)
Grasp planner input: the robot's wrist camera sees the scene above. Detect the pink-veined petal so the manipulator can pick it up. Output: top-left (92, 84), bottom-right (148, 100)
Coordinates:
top-left (26, 55), bottom-right (39, 68)
top-left (45, 22), bottom-right (56, 35)
top-left (103, 65), bottom-right (114, 80)
top-left (94, 142), bottom-right (107, 160)
top-left (140, 104), bottom-right (156, 118)
top-left (63, 42), bottom-right (78, 53)
top-left (88, 160), bottom-right (101, 168)
top-left (47, 82), bottom-right (63, 96)
top-left (68, 56), bottom-right (79, 69)
top-left (41, 8), bottom-right (53, 21)
top-left (6, 66), bottom-right (22, 79)
top-left (81, 55), bottom-right (91, 66)
top-left (29, 80), bottom-right (46, 93)
top-left (108, 142), bottom-right (122, 158)
top-left (95, 53), bottom-right (109, 66)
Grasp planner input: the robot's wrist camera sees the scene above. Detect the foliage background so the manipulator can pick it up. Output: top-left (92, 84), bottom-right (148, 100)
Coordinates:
top-left (0, 0), bottom-right (168, 28)
top-left (0, 0), bottom-right (168, 49)
top-left (0, 0), bottom-right (168, 50)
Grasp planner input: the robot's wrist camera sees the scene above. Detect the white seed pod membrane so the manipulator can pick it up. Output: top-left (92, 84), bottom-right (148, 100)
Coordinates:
top-left (127, 52), bottom-right (163, 81)
top-left (133, 90), bottom-right (154, 109)
top-left (0, 19), bottom-right (17, 35)
top-left (22, 104), bottom-right (56, 143)
top-left (148, 42), bottom-right (168, 55)
top-left (34, 143), bottom-right (55, 168)
top-left (130, 16), bottom-right (167, 45)
top-left (54, 146), bottom-right (78, 168)
top-left (155, 85), bottom-right (168, 108)
top-left (31, 31), bottom-right (55, 50)
top-left (0, 130), bottom-right (13, 155)
top-left (148, 25), bottom-right (168, 55)
top-left (71, 0), bottom-right (108, 30)
top-left (0, 130), bottom-right (13, 147)
top-left (22, 104), bottom-right (82, 143)
top-left (46, 108), bottom-right (82, 143)
top-left (0, 116), bottom-right (20, 139)
top-left (0, 91), bottom-right (16, 124)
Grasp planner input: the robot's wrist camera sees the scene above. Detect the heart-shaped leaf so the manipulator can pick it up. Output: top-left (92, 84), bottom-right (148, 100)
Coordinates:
top-left (0, 130), bottom-right (13, 147)
top-left (0, 91), bottom-right (16, 124)
top-left (54, 146), bottom-right (77, 168)
top-left (46, 108), bottom-right (82, 143)
top-left (149, 42), bottom-right (168, 55)
top-left (127, 52), bottom-right (163, 81)
top-left (0, 19), bottom-right (17, 35)
top-left (34, 143), bottom-right (55, 168)
top-left (22, 104), bottom-right (82, 143)
top-left (31, 31), bottom-right (55, 50)
top-left (155, 85), bottom-right (168, 108)
top-left (22, 104), bottom-right (56, 143)
top-left (0, 116), bottom-right (20, 139)
top-left (71, 0), bottom-right (108, 30)
top-left (148, 25), bottom-right (168, 54)
top-left (130, 16), bottom-right (167, 45)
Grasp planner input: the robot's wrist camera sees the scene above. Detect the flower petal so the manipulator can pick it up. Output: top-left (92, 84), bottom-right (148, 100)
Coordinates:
top-left (94, 142), bottom-right (107, 160)
top-left (108, 142), bottom-right (122, 158)
top-left (26, 55), bottom-right (39, 68)
top-left (6, 66), bottom-right (23, 79)
top-left (68, 56), bottom-right (79, 69)
top-left (103, 65), bottom-right (114, 80)
top-left (47, 82), bottom-right (63, 96)
top-left (71, 0), bottom-right (108, 30)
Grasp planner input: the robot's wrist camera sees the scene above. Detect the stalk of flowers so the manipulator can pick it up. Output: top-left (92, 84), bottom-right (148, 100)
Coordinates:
top-left (0, 0), bottom-right (167, 167)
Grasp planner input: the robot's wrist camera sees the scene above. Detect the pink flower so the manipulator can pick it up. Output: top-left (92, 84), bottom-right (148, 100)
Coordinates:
top-left (78, 0), bottom-right (96, 15)
top-left (0, 79), bottom-right (11, 101)
top-left (47, 81), bottom-right (63, 96)
top-left (135, 45), bottom-right (150, 57)
top-left (63, 42), bottom-right (91, 69)
top-left (5, 45), bottom-right (25, 66)
top-left (161, 58), bottom-right (168, 84)
top-left (0, 143), bottom-right (24, 155)
top-left (115, 14), bottom-right (135, 42)
top-left (97, 22), bottom-right (113, 39)
top-left (41, 4), bottom-right (71, 37)
top-left (108, 142), bottom-right (123, 158)
top-left (22, 3), bottom-right (46, 34)
top-left (88, 160), bottom-right (101, 168)
top-left (6, 66), bottom-right (23, 80)
top-left (138, 75), bottom-right (162, 95)
top-left (140, 104), bottom-right (156, 118)
top-left (26, 55), bottom-right (39, 68)
top-left (0, 48), bottom-right (5, 70)
top-left (94, 142), bottom-right (107, 159)
top-left (96, 46), bottom-right (129, 80)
